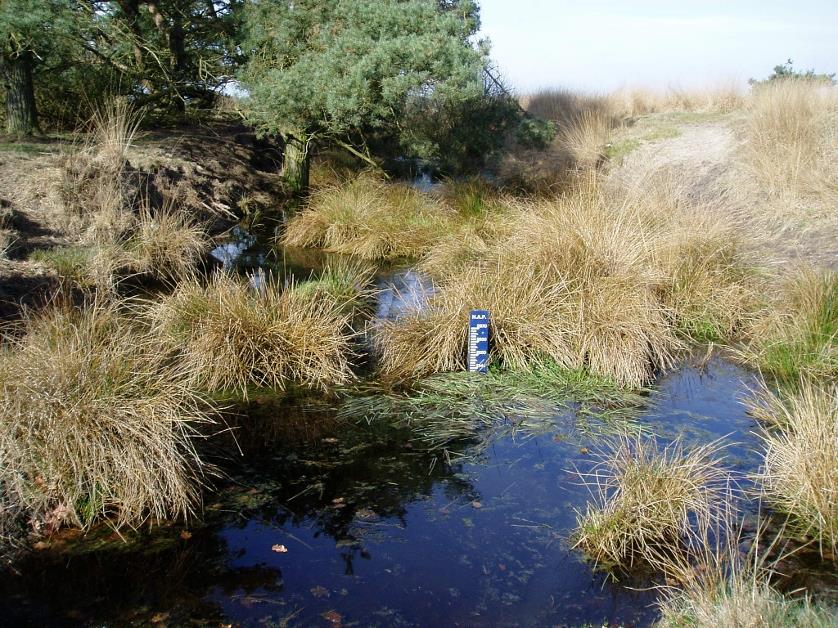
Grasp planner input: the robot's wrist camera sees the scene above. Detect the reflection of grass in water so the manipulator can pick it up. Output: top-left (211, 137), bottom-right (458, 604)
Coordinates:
top-left (339, 362), bottom-right (644, 458)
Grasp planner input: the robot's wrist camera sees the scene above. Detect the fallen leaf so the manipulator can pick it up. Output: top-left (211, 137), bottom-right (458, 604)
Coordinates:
top-left (579, 447), bottom-right (590, 455)
top-left (179, 530), bottom-right (192, 540)
top-left (310, 585), bottom-right (330, 598)
top-left (271, 544), bottom-right (288, 553)
top-left (321, 610), bottom-right (342, 625)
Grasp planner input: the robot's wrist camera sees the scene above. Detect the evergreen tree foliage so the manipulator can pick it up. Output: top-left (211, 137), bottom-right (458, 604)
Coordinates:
top-left (239, 0), bottom-right (497, 190)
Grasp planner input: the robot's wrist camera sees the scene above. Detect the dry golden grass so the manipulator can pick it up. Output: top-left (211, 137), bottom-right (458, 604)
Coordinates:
top-left (571, 433), bottom-right (731, 570)
top-left (292, 257), bottom-right (377, 312)
top-left (380, 170), bottom-right (757, 386)
top-left (559, 110), bottom-right (614, 168)
top-left (741, 267), bottom-right (836, 384)
top-left (125, 205), bottom-right (209, 284)
top-left (752, 383), bottom-right (837, 559)
top-left (149, 272), bottom-right (355, 398)
top-left (655, 536), bottom-right (835, 627)
top-left (282, 171), bottom-right (453, 260)
top-left (57, 99), bottom-right (142, 231)
top-left (522, 88), bottom-right (613, 126)
top-left (652, 516), bottom-right (836, 628)
top-left (607, 84), bottom-right (745, 118)
top-left (0, 301), bottom-right (214, 529)
top-left (742, 80), bottom-right (838, 199)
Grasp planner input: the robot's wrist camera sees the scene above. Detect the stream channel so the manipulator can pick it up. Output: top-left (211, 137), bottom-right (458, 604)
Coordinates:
top-left (1, 229), bottom-right (834, 627)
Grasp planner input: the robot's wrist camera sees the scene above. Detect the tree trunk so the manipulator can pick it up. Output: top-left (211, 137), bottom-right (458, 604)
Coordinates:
top-left (2, 51), bottom-right (38, 136)
top-left (282, 135), bottom-right (310, 195)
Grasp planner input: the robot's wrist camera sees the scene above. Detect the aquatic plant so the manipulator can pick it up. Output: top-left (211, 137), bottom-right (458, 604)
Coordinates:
top-left (340, 362), bottom-right (642, 456)
top-left (149, 272), bottom-right (355, 398)
top-left (572, 434), bottom-right (732, 569)
top-left (0, 301), bottom-right (214, 529)
top-left (751, 382), bottom-right (837, 559)
top-left (281, 171), bottom-right (452, 260)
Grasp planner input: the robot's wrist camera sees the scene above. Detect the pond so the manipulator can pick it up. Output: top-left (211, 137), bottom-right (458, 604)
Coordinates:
top-left (1, 231), bottom-right (832, 626)
top-left (1, 356), bottom-right (783, 627)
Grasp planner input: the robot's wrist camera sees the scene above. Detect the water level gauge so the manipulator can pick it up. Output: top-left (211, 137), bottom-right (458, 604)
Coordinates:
top-left (468, 310), bottom-right (490, 373)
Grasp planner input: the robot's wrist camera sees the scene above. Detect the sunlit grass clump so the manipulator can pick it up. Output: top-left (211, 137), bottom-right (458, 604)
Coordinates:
top-left (572, 434), bottom-right (730, 569)
top-left (282, 171), bottom-right (452, 260)
top-left (0, 302), bottom-right (213, 529)
top-left (656, 539), bottom-right (835, 628)
top-left (150, 272), bottom-right (355, 398)
top-left (743, 267), bottom-right (836, 385)
top-left (31, 206), bottom-right (209, 290)
top-left (743, 79), bottom-right (838, 199)
top-left (752, 383), bottom-right (837, 558)
top-left (379, 171), bottom-right (757, 387)
top-left (292, 258), bottom-right (376, 312)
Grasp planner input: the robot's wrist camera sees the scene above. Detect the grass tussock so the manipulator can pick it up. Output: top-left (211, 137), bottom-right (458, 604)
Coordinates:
top-left (380, 171), bottom-right (757, 387)
top-left (293, 258), bottom-right (377, 312)
top-left (45, 101), bottom-right (210, 288)
top-left (559, 110), bottom-right (614, 168)
top-left (655, 534), bottom-right (835, 627)
top-left (124, 205), bottom-right (209, 284)
top-left (742, 267), bottom-right (836, 384)
top-left (508, 89), bottom-right (616, 192)
top-left (752, 383), bottom-right (837, 558)
top-left (742, 79), bottom-right (838, 199)
top-left (282, 171), bottom-right (452, 260)
top-left (149, 272), bottom-right (355, 398)
top-left (31, 205), bottom-right (210, 291)
top-left (0, 301), bottom-right (214, 529)
top-left (571, 434), bottom-right (731, 569)
top-left (57, 99), bottom-right (142, 229)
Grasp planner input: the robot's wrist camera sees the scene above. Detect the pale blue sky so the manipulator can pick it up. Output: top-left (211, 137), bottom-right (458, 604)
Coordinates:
top-left (478, 1), bottom-right (838, 92)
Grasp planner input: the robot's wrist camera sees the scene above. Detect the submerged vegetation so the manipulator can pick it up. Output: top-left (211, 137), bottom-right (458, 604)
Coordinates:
top-left (341, 362), bottom-right (642, 456)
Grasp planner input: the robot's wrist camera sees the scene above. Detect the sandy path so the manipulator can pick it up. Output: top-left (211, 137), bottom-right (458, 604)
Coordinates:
top-left (613, 117), bottom-right (837, 270)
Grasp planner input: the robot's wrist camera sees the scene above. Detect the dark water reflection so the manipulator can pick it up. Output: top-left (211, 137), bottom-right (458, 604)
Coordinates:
top-left (1, 358), bottom-right (789, 627)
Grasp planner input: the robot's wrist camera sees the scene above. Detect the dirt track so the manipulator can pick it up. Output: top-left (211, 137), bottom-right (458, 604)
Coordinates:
top-left (613, 115), bottom-right (837, 270)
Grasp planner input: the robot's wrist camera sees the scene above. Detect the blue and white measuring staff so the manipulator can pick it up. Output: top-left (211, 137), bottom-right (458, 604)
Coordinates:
top-left (468, 310), bottom-right (490, 374)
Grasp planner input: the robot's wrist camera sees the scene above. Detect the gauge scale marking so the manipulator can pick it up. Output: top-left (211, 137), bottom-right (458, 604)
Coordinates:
top-left (468, 310), bottom-right (490, 374)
